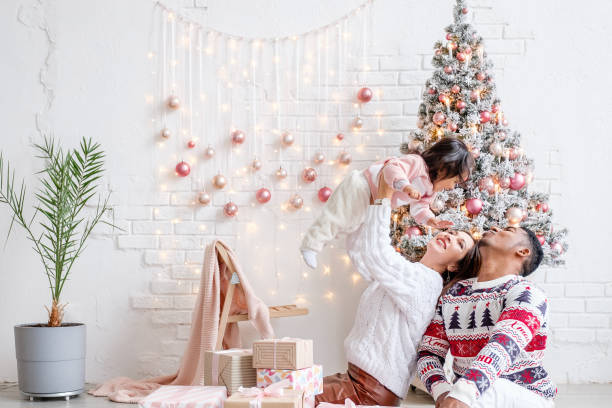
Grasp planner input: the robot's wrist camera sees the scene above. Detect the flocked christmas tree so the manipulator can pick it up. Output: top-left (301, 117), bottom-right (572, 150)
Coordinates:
top-left (392, 0), bottom-right (568, 266)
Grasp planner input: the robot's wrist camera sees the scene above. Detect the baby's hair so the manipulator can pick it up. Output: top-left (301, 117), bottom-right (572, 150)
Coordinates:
top-left (400, 138), bottom-right (474, 183)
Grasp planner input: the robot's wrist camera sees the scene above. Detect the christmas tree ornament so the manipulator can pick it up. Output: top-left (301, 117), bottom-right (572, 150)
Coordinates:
top-left (161, 128), bottom-right (172, 139)
top-left (313, 151), bottom-right (326, 164)
top-left (251, 158), bottom-right (262, 172)
top-left (506, 207), bottom-right (523, 226)
top-left (476, 72), bottom-right (486, 81)
top-left (497, 131), bottom-right (507, 140)
top-left (509, 172), bottom-right (526, 190)
top-left (430, 198), bottom-right (445, 213)
top-left (255, 188), bottom-right (271, 204)
top-left (456, 100), bottom-right (467, 110)
top-left (231, 129), bottom-right (246, 145)
top-left (204, 145), bottom-right (215, 158)
top-left (212, 173), bottom-right (227, 189)
top-left (405, 226), bottom-right (423, 238)
top-left (489, 142), bottom-right (503, 156)
top-left (446, 33), bottom-right (453, 40)
top-left (428, 87), bottom-right (437, 95)
top-left (301, 167), bottom-right (317, 183)
top-left (353, 116), bottom-right (364, 129)
top-left (470, 89), bottom-right (480, 101)
top-left (336, 133), bottom-right (345, 141)
top-left (480, 111), bottom-right (491, 123)
top-left (433, 112), bottom-right (446, 125)
top-left (168, 95), bottom-right (181, 109)
top-left (536, 202), bottom-right (549, 213)
top-left (318, 186), bottom-right (332, 202)
top-left (491, 104), bottom-right (500, 113)
top-left (550, 242), bottom-right (563, 254)
top-left (281, 131), bottom-right (294, 146)
top-left (447, 122), bottom-right (458, 132)
top-left (478, 177), bottom-right (496, 194)
top-left (466, 198), bottom-right (483, 215)
top-left (462, 7), bottom-right (468, 14)
top-left (449, 41), bottom-right (458, 50)
top-left (435, 49), bottom-right (442, 56)
top-left (468, 145), bottom-right (481, 158)
top-left (175, 161), bottom-right (190, 177)
top-left (451, 85), bottom-right (461, 94)
top-left (536, 235), bottom-right (546, 245)
top-left (198, 192), bottom-right (211, 206)
top-left (456, 52), bottom-right (466, 62)
top-left (223, 201), bottom-right (238, 217)
top-left (187, 140), bottom-right (196, 149)
top-left (499, 176), bottom-right (511, 189)
top-left (444, 66), bottom-right (453, 74)
top-left (464, 46), bottom-right (472, 55)
top-left (276, 166), bottom-right (288, 179)
top-left (289, 194), bottom-right (303, 209)
top-left (338, 151), bottom-right (352, 166)
top-left (357, 87), bottom-right (373, 103)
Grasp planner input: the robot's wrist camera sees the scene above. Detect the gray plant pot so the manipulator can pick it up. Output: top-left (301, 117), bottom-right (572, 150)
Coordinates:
top-left (14, 323), bottom-right (86, 399)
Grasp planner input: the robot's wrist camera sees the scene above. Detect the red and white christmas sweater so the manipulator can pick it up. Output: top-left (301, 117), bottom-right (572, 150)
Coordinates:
top-left (416, 274), bottom-right (556, 406)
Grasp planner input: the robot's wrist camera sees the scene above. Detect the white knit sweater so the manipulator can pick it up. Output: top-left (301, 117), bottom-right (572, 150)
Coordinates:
top-left (344, 200), bottom-right (443, 398)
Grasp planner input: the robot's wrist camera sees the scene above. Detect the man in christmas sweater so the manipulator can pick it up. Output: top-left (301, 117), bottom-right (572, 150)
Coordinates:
top-left (416, 226), bottom-right (556, 408)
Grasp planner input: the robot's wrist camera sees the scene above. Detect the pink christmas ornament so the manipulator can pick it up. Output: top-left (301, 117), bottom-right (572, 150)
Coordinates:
top-left (438, 94), bottom-right (450, 104)
top-left (536, 202), bottom-right (550, 213)
top-left (255, 188), bottom-right (271, 204)
top-left (478, 177), bottom-right (496, 194)
top-left (550, 242), bottom-right (564, 254)
top-left (508, 148), bottom-right (518, 160)
top-left (470, 90), bottom-right (480, 101)
top-left (456, 52), bottom-right (466, 62)
top-left (281, 131), bottom-right (294, 146)
top-left (289, 194), bottom-right (303, 210)
top-left (212, 173), bottom-right (227, 189)
top-left (456, 100), bottom-right (467, 110)
top-left (204, 145), bottom-right (215, 158)
top-left (451, 85), bottom-right (461, 94)
top-left (447, 122), bottom-right (458, 132)
top-left (449, 41), bottom-right (458, 50)
top-left (476, 72), bottom-right (486, 81)
top-left (223, 201), bottom-right (238, 217)
top-left (502, 118), bottom-right (509, 126)
top-left (231, 129), bottom-right (246, 145)
top-left (491, 104), bottom-right (500, 113)
top-left (428, 87), bottom-right (437, 95)
top-left (318, 186), bottom-right (332, 202)
top-left (466, 198), bottom-right (483, 215)
top-left (168, 95), bottom-right (180, 109)
top-left (175, 161), bottom-right (190, 177)
top-left (276, 166), bottom-right (288, 179)
top-left (536, 235), bottom-right (546, 245)
top-left (489, 142), bottom-right (503, 156)
top-left (187, 140), bottom-right (196, 149)
top-left (499, 176), bottom-right (511, 189)
top-left (251, 158), bottom-right (262, 172)
top-left (464, 47), bottom-right (472, 55)
top-left (338, 152), bottom-right (352, 166)
top-left (357, 87), bottom-right (373, 103)
top-left (301, 167), bottom-right (317, 183)
top-left (433, 111), bottom-right (446, 125)
top-left (480, 111), bottom-right (491, 123)
top-left (353, 116), bottom-right (364, 129)
top-left (506, 207), bottom-right (523, 226)
top-left (198, 192), bottom-right (211, 206)
top-left (444, 66), bottom-right (453, 74)
top-left (509, 173), bottom-right (526, 190)
top-left (462, 7), bottom-right (469, 14)
top-left (336, 133), bottom-right (345, 141)
top-left (405, 226), bottom-right (423, 237)
top-left (446, 33), bottom-right (453, 41)
top-left (313, 151), bottom-right (325, 164)
top-left (161, 128), bottom-right (171, 139)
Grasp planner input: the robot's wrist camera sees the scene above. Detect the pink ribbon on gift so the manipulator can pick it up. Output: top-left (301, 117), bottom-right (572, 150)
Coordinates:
top-left (237, 379), bottom-right (291, 408)
top-left (317, 399), bottom-right (357, 408)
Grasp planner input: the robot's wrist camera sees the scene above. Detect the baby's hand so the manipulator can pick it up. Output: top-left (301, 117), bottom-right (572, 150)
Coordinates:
top-left (427, 217), bottom-right (454, 229)
top-left (403, 185), bottom-right (422, 200)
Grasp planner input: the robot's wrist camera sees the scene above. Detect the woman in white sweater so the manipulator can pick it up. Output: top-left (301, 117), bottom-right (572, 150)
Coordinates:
top-left (314, 200), bottom-right (476, 406)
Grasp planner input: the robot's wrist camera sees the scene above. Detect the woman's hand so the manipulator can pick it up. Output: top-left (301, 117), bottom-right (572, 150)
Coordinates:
top-left (427, 217), bottom-right (454, 229)
top-left (435, 392), bottom-right (449, 408)
top-left (402, 185), bottom-right (422, 200)
top-left (439, 396), bottom-right (469, 408)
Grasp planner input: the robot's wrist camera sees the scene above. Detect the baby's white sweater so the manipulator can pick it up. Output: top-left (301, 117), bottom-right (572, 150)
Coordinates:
top-left (344, 201), bottom-right (443, 398)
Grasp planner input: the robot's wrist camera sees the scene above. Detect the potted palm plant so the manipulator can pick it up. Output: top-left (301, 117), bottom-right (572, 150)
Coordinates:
top-left (0, 137), bottom-right (115, 400)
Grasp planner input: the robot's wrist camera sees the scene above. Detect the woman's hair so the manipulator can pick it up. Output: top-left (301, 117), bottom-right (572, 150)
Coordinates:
top-left (440, 240), bottom-right (482, 296)
top-left (401, 138), bottom-right (474, 183)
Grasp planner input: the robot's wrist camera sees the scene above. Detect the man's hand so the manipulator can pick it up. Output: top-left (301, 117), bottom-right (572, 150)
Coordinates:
top-left (402, 185), bottom-right (422, 200)
top-left (435, 392), bottom-right (449, 408)
top-left (427, 217), bottom-right (454, 229)
top-left (439, 396), bottom-right (469, 408)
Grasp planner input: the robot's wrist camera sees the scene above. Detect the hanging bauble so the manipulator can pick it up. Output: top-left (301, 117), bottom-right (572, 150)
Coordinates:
top-left (451, 85), bottom-right (461, 94)
top-left (506, 207), bottom-right (523, 226)
top-left (536, 202), bottom-right (549, 213)
top-left (338, 152), bottom-right (352, 166)
top-left (353, 116), bottom-right (364, 130)
top-left (456, 52), bottom-right (466, 62)
top-left (476, 72), bottom-right (486, 81)
top-left (434, 49), bottom-right (442, 56)
top-left (223, 201), bottom-right (238, 217)
top-left (168, 95), bottom-right (180, 109)
top-left (357, 87), bottom-right (373, 103)
top-left (432, 112), bottom-right (446, 126)
top-left (462, 7), bottom-right (469, 14)
top-left (336, 133), bottom-right (345, 141)
top-left (497, 131), bottom-right (507, 141)
top-left (204, 145), bottom-right (215, 158)
top-left (536, 235), bottom-right (546, 245)
top-left (491, 104), bottom-right (500, 113)
top-left (550, 242), bottom-right (564, 254)
top-left (464, 47), bottom-right (472, 55)
top-left (456, 100), bottom-right (467, 110)
top-left (469, 145), bottom-right (481, 159)
top-left (212, 173), bottom-right (227, 189)
top-left (466, 198), bottom-right (483, 215)
top-left (509, 173), bottom-right (526, 190)
top-left (499, 176), bottom-right (511, 189)
top-left (502, 118), bottom-right (509, 126)
top-left (508, 148), bottom-right (518, 160)
top-left (478, 177), bottom-right (496, 194)
top-left (447, 122), bottom-right (458, 132)
top-left (445, 33), bottom-right (453, 41)
top-left (489, 142), bottom-right (503, 157)
top-left (161, 128), bottom-right (172, 139)
top-left (255, 188), bottom-right (271, 204)
top-left (276, 166), bottom-right (288, 179)
top-left (428, 87), bottom-right (437, 95)
top-left (405, 226), bottom-right (423, 238)
top-left (187, 140), bottom-right (196, 149)
top-left (251, 158), bottom-right (262, 172)
top-left (281, 131), bottom-right (294, 146)
top-left (301, 167), bottom-right (317, 183)
top-left (313, 151), bottom-right (326, 164)
top-left (470, 90), bottom-right (480, 101)
top-left (449, 41), bottom-right (458, 50)
top-left (430, 198), bottom-right (445, 213)
top-left (231, 129), bottom-right (246, 145)
top-left (444, 66), bottom-right (453, 74)
top-left (197, 192), bottom-right (211, 206)
top-left (318, 186), bottom-right (333, 202)
top-left (480, 111), bottom-right (492, 123)
top-left (438, 94), bottom-right (450, 105)
top-left (175, 161), bottom-right (190, 177)
top-left (289, 194), bottom-right (303, 210)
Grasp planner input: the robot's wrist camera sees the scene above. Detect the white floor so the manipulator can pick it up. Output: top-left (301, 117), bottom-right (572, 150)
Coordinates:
top-left (0, 383), bottom-right (611, 407)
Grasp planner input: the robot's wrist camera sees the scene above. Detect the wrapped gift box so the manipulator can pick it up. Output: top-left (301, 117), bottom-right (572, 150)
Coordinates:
top-left (138, 385), bottom-right (226, 408)
top-left (203, 349), bottom-right (256, 395)
top-left (257, 365), bottom-right (323, 396)
top-left (252, 338), bottom-right (313, 370)
top-left (224, 388), bottom-right (304, 408)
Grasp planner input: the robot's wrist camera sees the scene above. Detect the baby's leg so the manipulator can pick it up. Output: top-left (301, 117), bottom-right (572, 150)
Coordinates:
top-left (301, 170), bottom-right (371, 254)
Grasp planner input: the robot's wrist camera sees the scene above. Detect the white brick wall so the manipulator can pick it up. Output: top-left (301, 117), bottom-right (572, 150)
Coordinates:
top-left (1, 0), bottom-right (610, 384)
